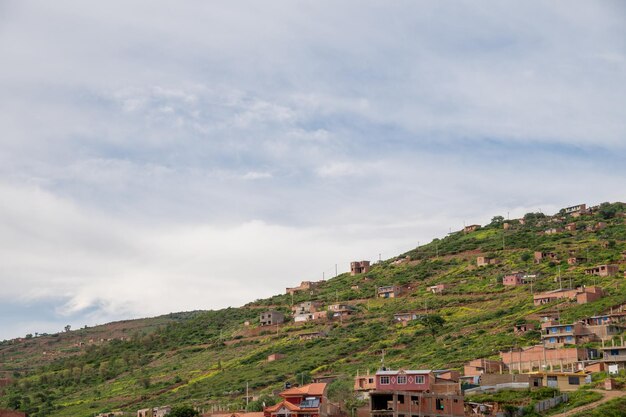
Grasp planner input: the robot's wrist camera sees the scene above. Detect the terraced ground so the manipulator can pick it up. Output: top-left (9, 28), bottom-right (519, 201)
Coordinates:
top-left (1, 202), bottom-right (626, 417)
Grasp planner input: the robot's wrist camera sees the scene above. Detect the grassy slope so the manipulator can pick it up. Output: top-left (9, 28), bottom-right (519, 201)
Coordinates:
top-left (2, 203), bottom-right (626, 417)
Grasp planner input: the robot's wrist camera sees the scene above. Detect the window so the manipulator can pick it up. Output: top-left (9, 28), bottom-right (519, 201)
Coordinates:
top-left (565, 326), bottom-right (572, 332)
top-left (568, 376), bottom-right (580, 385)
top-left (550, 337), bottom-right (556, 343)
top-left (415, 376), bottom-right (425, 384)
top-left (550, 328), bottom-right (558, 334)
top-left (368, 378), bottom-right (374, 384)
top-left (380, 376), bottom-right (390, 385)
top-left (398, 395), bottom-right (404, 404)
top-left (397, 375), bottom-right (407, 384)
top-left (436, 399), bottom-right (445, 410)
top-left (566, 336), bottom-right (573, 342)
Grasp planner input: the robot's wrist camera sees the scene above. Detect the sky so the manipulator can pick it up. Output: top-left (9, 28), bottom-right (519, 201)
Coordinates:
top-left (0, 1), bottom-right (625, 340)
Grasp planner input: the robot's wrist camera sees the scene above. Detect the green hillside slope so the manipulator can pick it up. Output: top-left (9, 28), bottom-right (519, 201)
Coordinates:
top-left (2, 202), bottom-right (626, 417)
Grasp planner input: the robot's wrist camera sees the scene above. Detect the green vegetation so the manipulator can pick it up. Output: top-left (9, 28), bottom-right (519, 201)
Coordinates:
top-left (570, 396), bottom-right (626, 417)
top-left (1, 202), bottom-right (626, 416)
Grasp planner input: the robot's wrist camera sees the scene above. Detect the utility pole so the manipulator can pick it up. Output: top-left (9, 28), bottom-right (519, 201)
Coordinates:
top-left (335, 264), bottom-right (338, 278)
top-left (246, 382), bottom-right (249, 408)
top-left (558, 266), bottom-right (562, 290)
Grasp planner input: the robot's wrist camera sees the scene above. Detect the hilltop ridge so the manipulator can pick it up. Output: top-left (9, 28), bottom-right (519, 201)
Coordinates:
top-left (2, 201), bottom-right (626, 417)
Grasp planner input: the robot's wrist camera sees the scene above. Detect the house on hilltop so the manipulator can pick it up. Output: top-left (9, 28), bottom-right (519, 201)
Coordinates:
top-left (286, 281), bottom-right (322, 295)
top-left (428, 284), bottom-right (448, 294)
top-left (503, 272), bottom-right (528, 286)
top-left (541, 320), bottom-right (596, 348)
top-left (562, 204), bottom-right (587, 215)
top-left (477, 256), bottom-right (499, 267)
top-left (137, 406), bottom-right (171, 417)
top-left (351, 261), bottom-right (371, 275)
top-left (535, 251), bottom-right (558, 264)
top-left (463, 224), bottom-right (480, 233)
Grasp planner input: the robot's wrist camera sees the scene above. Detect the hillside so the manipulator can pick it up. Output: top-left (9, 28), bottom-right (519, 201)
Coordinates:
top-left (2, 201), bottom-right (626, 417)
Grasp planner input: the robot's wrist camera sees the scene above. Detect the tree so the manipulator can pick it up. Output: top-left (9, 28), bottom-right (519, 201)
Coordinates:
top-left (490, 216), bottom-right (505, 226)
top-left (169, 406), bottom-right (199, 417)
top-left (419, 314), bottom-right (445, 338)
top-left (64, 325), bottom-right (71, 332)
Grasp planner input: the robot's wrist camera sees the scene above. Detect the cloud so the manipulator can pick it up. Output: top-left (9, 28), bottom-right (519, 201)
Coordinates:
top-left (0, 1), bottom-right (625, 338)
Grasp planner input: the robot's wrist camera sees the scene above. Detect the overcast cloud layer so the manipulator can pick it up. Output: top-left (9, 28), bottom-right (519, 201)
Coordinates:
top-left (0, 1), bottom-right (625, 339)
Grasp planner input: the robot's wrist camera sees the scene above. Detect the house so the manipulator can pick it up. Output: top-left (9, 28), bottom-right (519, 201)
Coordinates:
top-left (263, 382), bottom-right (340, 417)
top-left (544, 228), bottom-right (564, 235)
top-left (526, 372), bottom-right (588, 391)
top-left (428, 284), bottom-right (447, 294)
top-left (298, 331), bottom-right (326, 341)
top-left (567, 257), bottom-right (586, 265)
top-left (563, 204), bottom-right (587, 215)
top-left (513, 322), bottom-right (535, 335)
top-left (377, 286), bottom-right (401, 298)
top-left (393, 312), bottom-right (418, 323)
top-left (260, 311), bottom-right (285, 326)
top-left (327, 304), bottom-right (356, 319)
top-left (369, 369), bottom-right (464, 417)
top-left (137, 406), bottom-right (171, 417)
top-left (535, 251), bottom-right (558, 263)
top-left (541, 321), bottom-right (596, 348)
top-left (463, 359), bottom-right (506, 378)
top-left (503, 272), bottom-right (527, 286)
top-left (354, 370), bottom-right (377, 399)
top-left (585, 264), bottom-right (619, 277)
top-left (286, 281), bottom-right (322, 295)
top-left (267, 353), bottom-right (286, 362)
top-left (500, 345), bottom-right (596, 373)
top-left (601, 337), bottom-right (626, 374)
top-left (533, 286), bottom-right (604, 306)
top-left (292, 301), bottom-right (322, 315)
top-left (463, 224), bottom-right (480, 233)
top-left (207, 413), bottom-right (265, 417)
top-left (351, 261), bottom-right (371, 275)
top-left (476, 256), bottom-right (499, 267)
top-left (0, 411), bottom-right (27, 417)
top-left (581, 312), bottom-right (626, 338)
top-left (565, 223), bottom-right (577, 232)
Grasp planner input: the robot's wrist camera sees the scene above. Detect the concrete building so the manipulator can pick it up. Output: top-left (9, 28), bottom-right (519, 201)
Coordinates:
top-left (267, 353), bottom-right (286, 362)
top-left (526, 372), bottom-right (588, 391)
top-left (562, 204), bottom-right (587, 215)
top-left (463, 359), bottom-right (506, 378)
top-left (351, 261), bottom-right (371, 276)
top-left (260, 311), bottom-right (285, 326)
top-left (503, 272), bottom-right (527, 286)
top-left (428, 284), bottom-right (447, 294)
top-left (601, 337), bottom-right (626, 374)
top-left (476, 256), bottom-right (499, 267)
top-left (137, 406), bottom-right (171, 417)
top-left (377, 286), bottom-right (401, 298)
top-left (327, 304), bottom-right (356, 319)
top-left (541, 321), bottom-right (595, 348)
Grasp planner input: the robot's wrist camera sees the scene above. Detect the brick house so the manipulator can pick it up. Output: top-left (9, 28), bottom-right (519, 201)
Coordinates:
top-left (533, 286), bottom-right (604, 306)
top-left (351, 261), bottom-right (371, 276)
top-left (369, 369), bottom-right (464, 417)
top-left (463, 224), bottom-right (480, 233)
top-left (268, 353), bottom-right (286, 362)
top-left (584, 264), bottom-right (619, 277)
top-left (260, 311), bottom-right (285, 326)
top-left (476, 256), bottom-right (499, 267)
top-left (567, 257), bottom-right (586, 265)
top-left (0, 411), bottom-right (26, 417)
top-left (500, 345), bottom-right (596, 373)
top-left (503, 272), bottom-right (527, 286)
top-left (377, 286), bottom-right (401, 299)
top-left (565, 223), bottom-right (577, 232)
top-left (513, 323), bottom-right (535, 335)
top-left (264, 383), bottom-right (340, 417)
top-left (534, 251), bottom-right (558, 263)
top-left (463, 359), bottom-right (506, 378)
